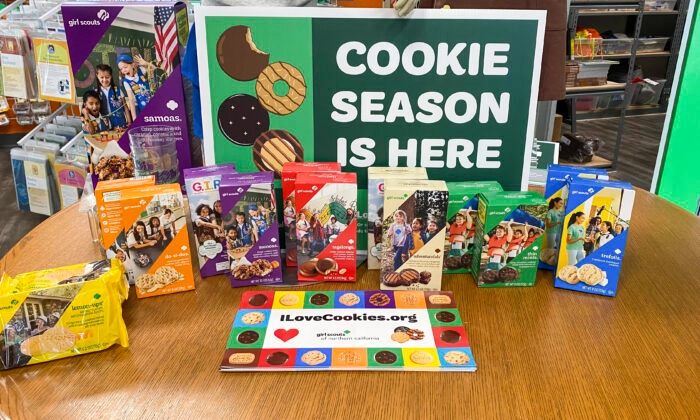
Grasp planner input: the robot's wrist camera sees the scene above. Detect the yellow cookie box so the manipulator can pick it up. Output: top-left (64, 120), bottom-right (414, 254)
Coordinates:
top-left (0, 259), bottom-right (129, 370)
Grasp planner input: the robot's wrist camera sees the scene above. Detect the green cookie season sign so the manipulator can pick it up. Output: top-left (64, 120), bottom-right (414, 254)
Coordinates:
top-left (197, 7), bottom-right (545, 254)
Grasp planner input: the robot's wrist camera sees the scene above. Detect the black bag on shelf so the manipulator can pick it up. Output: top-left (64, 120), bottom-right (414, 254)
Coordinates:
top-left (559, 133), bottom-right (603, 163)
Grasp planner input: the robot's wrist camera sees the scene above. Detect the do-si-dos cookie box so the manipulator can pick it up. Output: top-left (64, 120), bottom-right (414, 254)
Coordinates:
top-left (380, 179), bottom-right (448, 291)
top-left (62, 2), bottom-right (192, 187)
top-left (554, 178), bottom-right (634, 297)
top-left (470, 191), bottom-right (546, 287)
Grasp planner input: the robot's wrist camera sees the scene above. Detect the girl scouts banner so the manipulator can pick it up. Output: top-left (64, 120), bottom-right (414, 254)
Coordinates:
top-left (196, 7), bottom-right (545, 191)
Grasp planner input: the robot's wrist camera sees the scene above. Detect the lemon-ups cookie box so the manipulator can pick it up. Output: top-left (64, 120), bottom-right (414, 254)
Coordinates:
top-left (294, 172), bottom-right (357, 282)
top-left (380, 179), bottom-right (448, 291)
top-left (539, 164), bottom-right (608, 271)
top-left (0, 259), bottom-right (128, 370)
top-left (443, 181), bottom-right (503, 275)
top-left (220, 171), bottom-right (283, 287)
top-left (96, 182), bottom-right (195, 298)
top-left (367, 167), bottom-right (428, 271)
top-left (470, 191), bottom-right (546, 287)
top-left (281, 162), bottom-right (341, 267)
top-left (554, 178), bottom-right (635, 297)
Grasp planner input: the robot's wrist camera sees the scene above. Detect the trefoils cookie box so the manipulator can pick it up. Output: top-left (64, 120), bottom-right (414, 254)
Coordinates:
top-left (184, 164), bottom-right (237, 278)
top-left (281, 162), bottom-right (341, 267)
top-left (470, 191), bottom-right (546, 287)
top-left (95, 181), bottom-right (195, 298)
top-left (220, 171), bottom-right (283, 287)
top-left (367, 167), bottom-right (428, 271)
top-left (539, 164), bottom-right (608, 270)
top-left (62, 2), bottom-right (192, 187)
top-left (380, 179), bottom-right (448, 291)
top-left (554, 178), bottom-right (634, 297)
top-left (443, 181), bottom-right (503, 275)
top-left (294, 172), bottom-right (357, 282)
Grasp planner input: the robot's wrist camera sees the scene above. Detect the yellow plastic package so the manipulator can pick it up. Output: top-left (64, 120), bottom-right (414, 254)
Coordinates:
top-left (0, 259), bottom-right (129, 370)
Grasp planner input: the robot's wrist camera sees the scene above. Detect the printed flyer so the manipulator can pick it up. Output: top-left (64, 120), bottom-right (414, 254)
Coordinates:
top-left (220, 290), bottom-right (476, 371)
top-left (33, 37), bottom-right (76, 104)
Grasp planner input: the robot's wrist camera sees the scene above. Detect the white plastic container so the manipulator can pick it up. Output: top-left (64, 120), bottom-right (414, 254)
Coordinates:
top-left (636, 37), bottom-right (670, 53)
top-left (644, 0), bottom-right (677, 11)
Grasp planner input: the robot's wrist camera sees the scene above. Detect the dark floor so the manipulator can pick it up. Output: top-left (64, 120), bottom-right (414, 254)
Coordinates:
top-left (0, 113), bottom-right (666, 260)
top-left (566, 113), bottom-right (665, 190)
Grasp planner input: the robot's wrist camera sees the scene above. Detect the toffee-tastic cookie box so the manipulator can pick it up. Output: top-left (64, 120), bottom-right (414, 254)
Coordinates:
top-left (184, 164), bottom-right (237, 278)
top-left (380, 179), bottom-right (448, 291)
top-left (220, 171), bottom-right (283, 288)
top-left (470, 191), bottom-right (546, 287)
top-left (539, 164), bottom-right (608, 271)
top-left (294, 172), bottom-right (357, 282)
top-left (95, 181), bottom-right (195, 298)
top-left (554, 178), bottom-right (634, 297)
top-left (281, 162), bottom-right (341, 267)
top-left (62, 2), bottom-right (192, 188)
top-left (367, 167), bottom-right (428, 271)
top-left (443, 181), bottom-right (502, 275)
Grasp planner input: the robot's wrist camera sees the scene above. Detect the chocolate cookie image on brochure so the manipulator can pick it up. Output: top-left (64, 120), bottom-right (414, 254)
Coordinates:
top-left (255, 62), bottom-right (307, 115)
top-left (216, 26), bottom-right (270, 81)
top-left (218, 94), bottom-right (270, 146)
top-left (252, 129), bottom-right (303, 178)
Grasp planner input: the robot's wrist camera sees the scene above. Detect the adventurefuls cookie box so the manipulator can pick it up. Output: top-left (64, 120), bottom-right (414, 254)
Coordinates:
top-left (62, 2), bottom-right (192, 188)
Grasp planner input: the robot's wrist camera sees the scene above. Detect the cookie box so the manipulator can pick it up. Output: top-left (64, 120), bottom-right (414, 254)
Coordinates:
top-left (0, 259), bottom-right (129, 370)
top-left (554, 178), bottom-right (635, 297)
top-left (220, 171), bottom-right (283, 287)
top-left (184, 164), bottom-right (237, 278)
top-left (470, 191), bottom-right (546, 287)
top-left (294, 172), bottom-right (357, 282)
top-left (443, 181), bottom-right (503, 275)
top-left (540, 164), bottom-right (609, 270)
top-left (367, 167), bottom-right (429, 271)
top-left (62, 2), bottom-right (193, 188)
top-left (380, 179), bottom-right (448, 291)
top-left (281, 162), bottom-right (341, 267)
top-left (96, 182), bottom-right (195, 298)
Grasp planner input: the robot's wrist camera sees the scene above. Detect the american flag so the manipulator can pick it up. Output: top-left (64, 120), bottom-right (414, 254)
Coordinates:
top-left (154, 6), bottom-right (178, 73)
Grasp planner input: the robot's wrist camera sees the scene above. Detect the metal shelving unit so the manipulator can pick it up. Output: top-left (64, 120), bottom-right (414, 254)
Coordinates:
top-left (561, 0), bottom-right (689, 169)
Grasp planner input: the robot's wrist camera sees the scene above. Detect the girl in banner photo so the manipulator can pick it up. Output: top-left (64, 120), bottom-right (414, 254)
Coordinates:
top-left (565, 212), bottom-right (589, 265)
top-left (545, 197), bottom-right (564, 250)
top-left (118, 54), bottom-right (154, 120)
top-left (94, 64), bottom-right (130, 129)
top-left (81, 91), bottom-right (112, 134)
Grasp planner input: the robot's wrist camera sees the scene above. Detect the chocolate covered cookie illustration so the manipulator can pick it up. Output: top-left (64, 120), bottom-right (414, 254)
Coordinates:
top-left (216, 26), bottom-right (270, 81)
top-left (218, 94), bottom-right (270, 146)
top-left (252, 129), bottom-right (303, 178)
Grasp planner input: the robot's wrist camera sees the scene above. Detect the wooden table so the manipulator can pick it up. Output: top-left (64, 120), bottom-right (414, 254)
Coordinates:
top-left (1, 188), bottom-right (698, 419)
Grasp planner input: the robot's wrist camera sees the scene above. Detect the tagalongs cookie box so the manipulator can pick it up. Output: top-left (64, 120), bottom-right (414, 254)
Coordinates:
top-left (470, 191), bottom-right (546, 287)
top-left (220, 171), bottom-right (283, 287)
top-left (294, 172), bottom-right (357, 282)
top-left (554, 178), bottom-right (634, 297)
top-left (380, 179), bottom-right (448, 291)
top-left (443, 181), bottom-right (503, 275)
top-left (367, 167), bottom-right (428, 271)
top-left (281, 162), bottom-right (341, 267)
top-left (62, 2), bottom-right (192, 187)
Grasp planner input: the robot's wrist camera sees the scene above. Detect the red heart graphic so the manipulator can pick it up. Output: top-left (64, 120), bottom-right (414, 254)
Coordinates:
top-left (274, 329), bottom-right (299, 342)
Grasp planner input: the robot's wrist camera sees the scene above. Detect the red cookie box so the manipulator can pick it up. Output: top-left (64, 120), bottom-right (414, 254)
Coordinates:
top-left (281, 162), bottom-right (341, 267)
top-left (294, 172), bottom-right (357, 282)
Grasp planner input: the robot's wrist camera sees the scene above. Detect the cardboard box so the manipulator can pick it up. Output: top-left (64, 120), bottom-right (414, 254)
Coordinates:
top-left (470, 191), bottom-right (546, 287)
top-left (295, 172), bottom-right (357, 282)
top-left (184, 164), bottom-right (237, 278)
top-left (62, 2), bottom-right (192, 187)
top-left (97, 182), bottom-right (195, 297)
top-left (219, 171), bottom-right (283, 287)
top-left (281, 162), bottom-right (341, 267)
top-left (380, 179), bottom-right (448, 291)
top-left (554, 178), bottom-right (634, 296)
top-left (366, 167), bottom-right (429, 270)
top-left (539, 164), bottom-right (608, 270)
top-left (443, 181), bottom-right (503, 274)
